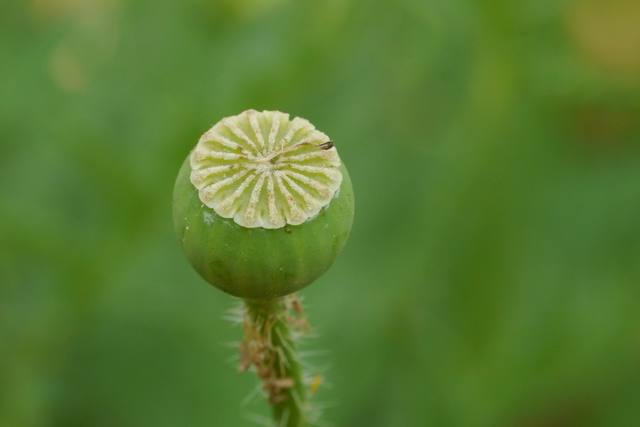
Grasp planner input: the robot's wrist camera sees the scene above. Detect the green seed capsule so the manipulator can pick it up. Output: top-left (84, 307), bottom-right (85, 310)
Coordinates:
top-left (173, 110), bottom-right (354, 299)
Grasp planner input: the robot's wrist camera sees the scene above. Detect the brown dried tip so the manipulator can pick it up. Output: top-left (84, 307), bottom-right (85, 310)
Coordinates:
top-left (319, 141), bottom-right (334, 150)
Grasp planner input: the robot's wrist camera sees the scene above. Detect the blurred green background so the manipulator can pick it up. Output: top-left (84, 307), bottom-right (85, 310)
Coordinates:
top-left (2, 0), bottom-right (640, 426)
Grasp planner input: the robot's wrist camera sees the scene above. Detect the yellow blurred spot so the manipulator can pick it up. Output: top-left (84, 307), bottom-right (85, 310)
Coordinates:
top-left (30, 0), bottom-right (72, 21)
top-left (567, 0), bottom-right (640, 80)
top-left (310, 375), bottom-right (323, 395)
top-left (48, 43), bottom-right (88, 93)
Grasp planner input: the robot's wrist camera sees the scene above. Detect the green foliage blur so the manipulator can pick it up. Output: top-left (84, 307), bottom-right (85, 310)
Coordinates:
top-left (2, 0), bottom-right (640, 426)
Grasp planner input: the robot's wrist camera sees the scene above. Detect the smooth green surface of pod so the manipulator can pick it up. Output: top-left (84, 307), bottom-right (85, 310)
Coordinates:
top-left (172, 156), bottom-right (354, 299)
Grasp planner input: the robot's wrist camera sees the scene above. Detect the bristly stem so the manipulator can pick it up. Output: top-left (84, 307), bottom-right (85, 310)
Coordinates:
top-left (241, 296), bottom-right (311, 427)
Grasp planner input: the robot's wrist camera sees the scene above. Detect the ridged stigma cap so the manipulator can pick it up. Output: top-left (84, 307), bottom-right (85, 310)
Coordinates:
top-left (190, 110), bottom-right (343, 229)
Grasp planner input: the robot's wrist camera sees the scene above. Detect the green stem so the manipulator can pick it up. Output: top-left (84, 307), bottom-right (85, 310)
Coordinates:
top-left (243, 297), bottom-right (309, 427)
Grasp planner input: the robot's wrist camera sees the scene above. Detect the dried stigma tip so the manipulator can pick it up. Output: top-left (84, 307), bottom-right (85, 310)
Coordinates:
top-left (190, 110), bottom-right (343, 229)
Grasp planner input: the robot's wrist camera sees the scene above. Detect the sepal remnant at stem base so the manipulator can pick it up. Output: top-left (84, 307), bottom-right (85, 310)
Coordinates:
top-left (240, 295), bottom-right (320, 427)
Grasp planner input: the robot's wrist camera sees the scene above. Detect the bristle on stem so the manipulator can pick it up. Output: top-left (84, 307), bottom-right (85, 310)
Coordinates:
top-left (240, 295), bottom-right (315, 427)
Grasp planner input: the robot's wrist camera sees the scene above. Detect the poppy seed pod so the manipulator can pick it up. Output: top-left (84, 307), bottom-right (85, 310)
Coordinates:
top-left (173, 110), bottom-right (354, 299)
